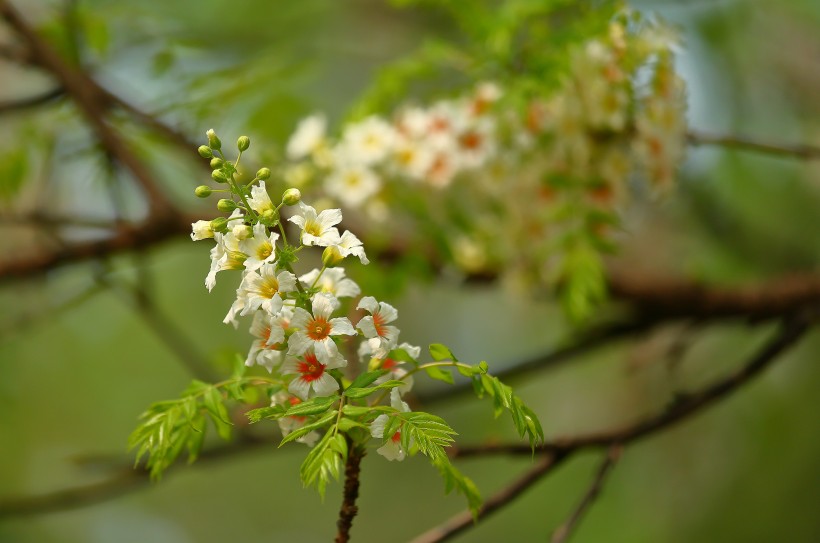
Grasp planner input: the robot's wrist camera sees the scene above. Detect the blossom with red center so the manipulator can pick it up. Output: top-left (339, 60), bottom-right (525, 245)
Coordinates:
top-left (288, 293), bottom-right (355, 365)
top-left (281, 348), bottom-right (344, 399)
top-left (357, 296), bottom-right (399, 358)
top-left (370, 389), bottom-right (412, 461)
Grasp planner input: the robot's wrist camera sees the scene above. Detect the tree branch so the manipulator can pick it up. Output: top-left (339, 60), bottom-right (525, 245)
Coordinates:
top-left (687, 130), bottom-right (820, 160)
top-left (0, 0), bottom-right (174, 213)
top-left (335, 439), bottom-right (365, 543)
top-left (418, 312), bottom-right (813, 541)
top-left (550, 445), bottom-right (622, 543)
top-left (408, 454), bottom-right (564, 543)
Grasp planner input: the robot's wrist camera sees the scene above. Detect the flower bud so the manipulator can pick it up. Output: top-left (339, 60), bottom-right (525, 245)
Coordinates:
top-left (282, 188), bottom-right (301, 206)
top-left (206, 129), bottom-right (222, 150)
top-left (198, 145), bottom-right (213, 158)
top-left (322, 245), bottom-right (344, 267)
top-left (211, 169), bottom-right (229, 183)
top-left (194, 185), bottom-right (212, 198)
top-left (217, 199), bottom-right (238, 212)
top-left (256, 167), bottom-right (271, 180)
top-left (261, 209), bottom-right (276, 222)
top-left (237, 136), bottom-right (250, 151)
top-left (211, 217), bottom-right (229, 233)
top-left (210, 157), bottom-right (224, 169)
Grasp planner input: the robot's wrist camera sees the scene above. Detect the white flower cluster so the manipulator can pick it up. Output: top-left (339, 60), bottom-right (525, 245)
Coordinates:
top-left (280, 19), bottom-right (687, 283)
top-left (283, 82), bottom-right (502, 207)
top-left (191, 189), bottom-right (420, 460)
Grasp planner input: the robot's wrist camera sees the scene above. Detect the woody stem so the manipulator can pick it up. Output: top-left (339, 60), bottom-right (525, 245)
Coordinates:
top-left (335, 437), bottom-right (365, 543)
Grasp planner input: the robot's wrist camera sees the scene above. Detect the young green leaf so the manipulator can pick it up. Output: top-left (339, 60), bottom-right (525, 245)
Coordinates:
top-left (284, 395), bottom-right (339, 417)
top-left (429, 343), bottom-right (459, 362)
top-left (424, 365), bottom-right (455, 384)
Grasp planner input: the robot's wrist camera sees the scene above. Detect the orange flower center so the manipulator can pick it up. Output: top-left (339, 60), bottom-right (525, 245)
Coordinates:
top-left (307, 317), bottom-right (331, 340)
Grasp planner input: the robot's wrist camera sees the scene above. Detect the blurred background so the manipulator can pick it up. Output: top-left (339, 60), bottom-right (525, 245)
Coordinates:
top-left (1, 0), bottom-right (819, 542)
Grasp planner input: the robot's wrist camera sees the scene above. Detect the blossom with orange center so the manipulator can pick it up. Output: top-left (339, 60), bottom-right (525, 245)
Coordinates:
top-left (245, 309), bottom-right (291, 372)
top-left (357, 296), bottom-right (399, 358)
top-left (288, 293), bottom-right (355, 365)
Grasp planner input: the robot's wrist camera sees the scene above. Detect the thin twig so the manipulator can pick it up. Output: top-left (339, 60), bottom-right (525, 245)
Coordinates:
top-left (687, 130), bottom-right (820, 160)
top-left (550, 445), bottom-right (622, 543)
top-left (409, 454), bottom-right (564, 543)
top-left (0, 87), bottom-right (64, 115)
top-left (335, 438), bottom-right (365, 543)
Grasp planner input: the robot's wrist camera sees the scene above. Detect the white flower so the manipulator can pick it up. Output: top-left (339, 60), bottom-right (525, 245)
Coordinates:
top-left (391, 136), bottom-right (434, 181)
top-left (325, 164), bottom-right (381, 208)
top-left (271, 391), bottom-right (321, 446)
top-left (281, 348), bottom-right (345, 400)
top-left (235, 264), bottom-right (297, 316)
top-left (299, 267), bottom-right (360, 298)
top-left (248, 181), bottom-right (275, 218)
top-left (370, 388), bottom-right (412, 461)
top-left (341, 116), bottom-right (397, 165)
top-left (240, 223), bottom-right (279, 272)
top-left (245, 310), bottom-right (290, 372)
top-left (191, 220), bottom-right (214, 241)
top-left (357, 296), bottom-right (399, 357)
top-left (287, 114), bottom-right (327, 161)
top-left (288, 202), bottom-right (342, 247)
top-left (205, 217), bottom-right (246, 291)
top-left (330, 230), bottom-right (369, 265)
top-left (288, 294), bottom-right (356, 365)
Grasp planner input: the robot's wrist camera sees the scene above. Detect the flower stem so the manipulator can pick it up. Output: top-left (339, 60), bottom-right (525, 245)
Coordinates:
top-left (335, 437), bottom-right (365, 543)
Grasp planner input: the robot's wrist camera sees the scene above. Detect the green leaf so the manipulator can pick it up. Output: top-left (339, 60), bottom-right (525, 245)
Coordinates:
top-left (0, 149), bottom-right (28, 202)
top-left (299, 429), bottom-right (345, 498)
top-left (396, 411), bottom-right (458, 461)
top-left (346, 370), bottom-right (388, 391)
top-left (386, 347), bottom-right (418, 365)
top-left (429, 343), bottom-right (459, 362)
top-left (433, 457), bottom-right (483, 518)
top-left (344, 380), bottom-right (406, 399)
top-left (246, 406), bottom-right (283, 424)
top-left (337, 417), bottom-right (370, 432)
top-left (424, 365), bottom-right (455, 384)
top-left (285, 395), bottom-right (338, 417)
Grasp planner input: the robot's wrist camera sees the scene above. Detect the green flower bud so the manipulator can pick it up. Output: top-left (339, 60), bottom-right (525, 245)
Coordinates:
top-left (211, 169), bottom-right (229, 183)
top-left (282, 188), bottom-right (301, 206)
top-left (198, 145), bottom-right (213, 159)
top-left (256, 167), bottom-right (271, 180)
top-left (237, 136), bottom-right (250, 152)
top-left (261, 209), bottom-right (276, 222)
top-left (210, 157), bottom-right (224, 169)
top-left (194, 185), bottom-right (212, 198)
top-left (211, 217), bottom-right (229, 233)
top-left (322, 246), bottom-right (344, 268)
top-left (217, 199), bottom-right (238, 212)
top-left (206, 129), bottom-right (222, 150)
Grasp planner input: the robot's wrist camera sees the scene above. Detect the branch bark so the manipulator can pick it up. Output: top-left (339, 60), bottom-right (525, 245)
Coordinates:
top-left (335, 439), bottom-right (365, 543)
top-left (687, 130), bottom-right (820, 160)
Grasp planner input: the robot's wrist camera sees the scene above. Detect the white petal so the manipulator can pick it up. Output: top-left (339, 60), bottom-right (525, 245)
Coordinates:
top-left (288, 377), bottom-right (312, 400)
top-left (357, 296), bottom-right (378, 314)
top-left (370, 414), bottom-right (388, 438)
top-left (289, 307), bottom-right (312, 329)
top-left (329, 317), bottom-right (356, 336)
top-left (378, 302), bottom-right (398, 323)
top-left (311, 373), bottom-right (340, 397)
top-left (357, 316), bottom-right (378, 339)
top-left (287, 331), bottom-right (312, 356)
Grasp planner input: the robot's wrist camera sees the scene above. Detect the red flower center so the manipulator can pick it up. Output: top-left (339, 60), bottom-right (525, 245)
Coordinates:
top-left (297, 353), bottom-right (326, 382)
top-left (391, 430), bottom-right (402, 444)
top-left (382, 358), bottom-right (397, 370)
top-left (306, 317), bottom-right (331, 340)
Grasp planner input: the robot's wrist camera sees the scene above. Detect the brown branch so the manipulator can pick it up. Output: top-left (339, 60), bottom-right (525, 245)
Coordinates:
top-left (455, 310), bottom-right (814, 459)
top-left (607, 269), bottom-right (820, 321)
top-left (0, 86), bottom-right (64, 114)
top-left (550, 445), bottom-right (622, 543)
top-left (0, 432), bottom-right (277, 519)
top-left (409, 454), bottom-right (564, 543)
top-left (687, 130), bottom-right (820, 160)
top-left (418, 312), bottom-right (813, 542)
top-left (0, 0), bottom-right (173, 213)
top-left (335, 439), bottom-right (365, 543)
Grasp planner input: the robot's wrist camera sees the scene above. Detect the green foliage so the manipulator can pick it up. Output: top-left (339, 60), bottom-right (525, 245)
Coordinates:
top-left (299, 429), bottom-right (347, 498)
top-left (128, 377), bottom-right (265, 479)
top-left (433, 457), bottom-right (483, 518)
top-left (0, 149), bottom-right (29, 203)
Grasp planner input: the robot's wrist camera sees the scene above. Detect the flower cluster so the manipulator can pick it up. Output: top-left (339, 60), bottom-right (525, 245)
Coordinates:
top-left (191, 131), bottom-right (421, 460)
top-left (277, 16), bottom-right (687, 317)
